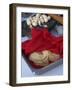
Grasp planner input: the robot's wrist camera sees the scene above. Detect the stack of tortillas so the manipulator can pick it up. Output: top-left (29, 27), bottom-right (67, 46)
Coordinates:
top-left (29, 50), bottom-right (60, 66)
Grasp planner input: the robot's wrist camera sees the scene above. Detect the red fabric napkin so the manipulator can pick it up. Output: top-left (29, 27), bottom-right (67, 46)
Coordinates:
top-left (22, 27), bottom-right (63, 58)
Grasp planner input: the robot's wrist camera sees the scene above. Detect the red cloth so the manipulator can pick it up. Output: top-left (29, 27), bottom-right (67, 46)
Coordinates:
top-left (22, 27), bottom-right (63, 58)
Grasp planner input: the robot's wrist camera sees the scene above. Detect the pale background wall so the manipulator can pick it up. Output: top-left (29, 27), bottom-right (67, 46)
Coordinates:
top-left (0, 0), bottom-right (72, 90)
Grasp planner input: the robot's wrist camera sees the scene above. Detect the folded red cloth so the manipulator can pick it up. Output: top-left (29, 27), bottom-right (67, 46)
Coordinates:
top-left (22, 27), bottom-right (63, 58)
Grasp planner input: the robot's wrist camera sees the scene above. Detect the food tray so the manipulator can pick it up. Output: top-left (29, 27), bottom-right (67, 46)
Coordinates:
top-left (22, 52), bottom-right (63, 75)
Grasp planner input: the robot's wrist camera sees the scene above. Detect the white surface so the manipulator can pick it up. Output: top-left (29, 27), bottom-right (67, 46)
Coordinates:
top-left (0, 0), bottom-right (72, 90)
